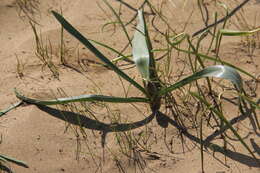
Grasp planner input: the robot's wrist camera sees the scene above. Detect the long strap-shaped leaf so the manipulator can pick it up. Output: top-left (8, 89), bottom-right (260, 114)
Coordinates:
top-left (15, 89), bottom-right (149, 105)
top-left (0, 154), bottom-right (28, 168)
top-left (158, 65), bottom-right (242, 96)
top-left (52, 11), bottom-right (147, 96)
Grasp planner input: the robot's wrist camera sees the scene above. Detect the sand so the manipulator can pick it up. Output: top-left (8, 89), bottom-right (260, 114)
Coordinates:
top-left (0, 0), bottom-right (260, 172)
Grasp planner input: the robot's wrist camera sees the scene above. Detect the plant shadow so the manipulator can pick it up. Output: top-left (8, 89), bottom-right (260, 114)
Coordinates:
top-left (37, 104), bottom-right (260, 168)
top-left (159, 112), bottom-right (260, 167)
top-left (36, 105), bottom-right (155, 146)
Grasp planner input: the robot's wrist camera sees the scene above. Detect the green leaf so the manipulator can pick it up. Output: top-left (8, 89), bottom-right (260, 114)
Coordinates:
top-left (14, 89), bottom-right (149, 105)
top-left (132, 10), bottom-right (150, 81)
top-left (158, 65), bottom-right (242, 96)
top-left (0, 154), bottom-right (28, 168)
top-left (0, 101), bottom-right (23, 117)
top-left (51, 11), bottom-right (147, 96)
top-left (0, 156), bottom-right (7, 162)
top-left (220, 28), bottom-right (260, 36)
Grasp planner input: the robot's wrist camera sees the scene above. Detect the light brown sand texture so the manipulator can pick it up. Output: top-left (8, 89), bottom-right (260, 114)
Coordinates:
top-left (0, 0), bottom-right (260, 173)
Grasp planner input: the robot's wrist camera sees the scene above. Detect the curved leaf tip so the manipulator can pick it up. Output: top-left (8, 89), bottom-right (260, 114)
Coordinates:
top-left (159, 65), bottom-right (243, 96)
top-left (202, 65), bottom-right (243, 90)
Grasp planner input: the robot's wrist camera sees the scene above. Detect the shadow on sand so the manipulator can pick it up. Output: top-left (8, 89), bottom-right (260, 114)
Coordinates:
top-left (37, 104), bottom-right (260, 168)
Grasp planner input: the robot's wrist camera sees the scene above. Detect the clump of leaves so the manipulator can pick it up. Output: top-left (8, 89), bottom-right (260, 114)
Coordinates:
top-left (12, 10), bottom-right (258, 163)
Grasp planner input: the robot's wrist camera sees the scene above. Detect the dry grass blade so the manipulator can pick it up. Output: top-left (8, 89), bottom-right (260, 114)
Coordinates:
top-left (192, 0), bottom-right (251, 37)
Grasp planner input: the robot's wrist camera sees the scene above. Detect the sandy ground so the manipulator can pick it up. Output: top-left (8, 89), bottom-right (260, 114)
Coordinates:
top-left (1, 0), bottom-right (260, 172)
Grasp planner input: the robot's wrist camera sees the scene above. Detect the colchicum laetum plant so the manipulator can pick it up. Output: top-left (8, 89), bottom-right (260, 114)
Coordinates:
top-left (1, 9), bottom-right (259, 169)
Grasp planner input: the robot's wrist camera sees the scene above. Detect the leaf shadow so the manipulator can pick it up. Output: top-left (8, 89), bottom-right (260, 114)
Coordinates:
top-left (158, 111), bottom-right (260, 168)
top-left (36, 105), bottom-right (155, 146)
top-left (36, 104), bottom-right (260, 167)
top-left (250, 138), bottom-right (260, 156)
